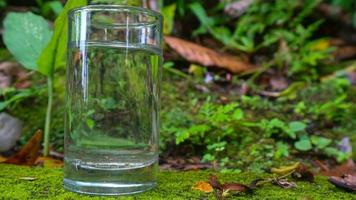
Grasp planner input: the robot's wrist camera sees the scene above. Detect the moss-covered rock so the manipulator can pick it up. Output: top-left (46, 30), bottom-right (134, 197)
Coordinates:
top-left (0, 164), bottom-right (354, 199)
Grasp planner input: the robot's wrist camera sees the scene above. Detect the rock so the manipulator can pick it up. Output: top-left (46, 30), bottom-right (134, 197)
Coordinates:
top-left (0, 113), bottom-right (23, 152)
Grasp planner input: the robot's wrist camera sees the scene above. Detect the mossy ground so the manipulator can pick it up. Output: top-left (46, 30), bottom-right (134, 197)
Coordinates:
top-left (0, 164), bottom-right (354, 200)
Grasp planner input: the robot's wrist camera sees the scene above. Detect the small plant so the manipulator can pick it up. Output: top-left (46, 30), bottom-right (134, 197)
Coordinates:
top-left (189, 0), bottom-right (334, 80)
top-left (3, 0), bottom-right (87, 156)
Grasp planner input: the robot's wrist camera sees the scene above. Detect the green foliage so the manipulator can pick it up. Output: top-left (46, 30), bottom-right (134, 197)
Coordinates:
top-left (294, 135), bottom-right (312, 151)
top-left (3, 12), bottom-right (52, 74)
top-left (275, 142), bottom-right (290, 159)
top-left (35, 0), bottom-right (64, 18)
top-left (161, 77), bottom-right (354, 170)
top-left (0, 87), bottom-right (44, 111)
top-left (311, 136), bottom-right (332, 149)
top-left (324, 147), bottom-right (351, 162)
top-left (188, 0), bottom-right (333, 79)
top-left (0, 0), bottom-right (6, 9)
top-left (37, 0), bottom-right (87, 75)
top-left (258, 119), bottom-right (306, 139)
top-left (295, 78), bottom-right (353, 123)
top-left (162, 3), bottom-right (176, 35)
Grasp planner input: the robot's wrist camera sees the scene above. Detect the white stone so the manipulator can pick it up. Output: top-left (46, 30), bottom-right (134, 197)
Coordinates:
top-left (0, 113), bottom-right (23, 152)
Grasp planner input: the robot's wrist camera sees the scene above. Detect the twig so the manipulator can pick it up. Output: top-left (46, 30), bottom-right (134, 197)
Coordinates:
top-left (255, 170), bottom-right (296, 187)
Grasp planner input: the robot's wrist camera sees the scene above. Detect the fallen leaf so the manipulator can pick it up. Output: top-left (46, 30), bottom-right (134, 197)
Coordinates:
top-left (222, 182), bottom-right (251, 194)
top-left (292, 164), bottom-right (315, 182)
top-left (321, 159), bottom-right (356, 177)
top-left (183, 164), bottom-right (212, 171)
top-left (208, 175), bottom-right (224, 200)
top-left (333, 46), bottom-right (356, 60)
top-left (209, 175), bottom-right (222, 190)
top-left (273, 179), bottom-right (297, 189)
top-left (164, 36), bottom-right (256, 73)
top-left (0, 62), bottom-right (31, 89)
top-left (3, 130), bottom-right (42, 166)
top-left (35, 156), bottom-right (63, 168)
top-left (271, 162), bottom-right (300, 175)
top-left (208, 175), bottom-right (251, 198)
top-left (0, 156), bottom-right (7, 162)
top-left (313, 160), bottom-right (329, 172)
top-left (18, 177), bottom-right (36, 181)
top-left (192, 181), bottom-right (213, 193)
top-left (329, 174), bottom-right (356, 192)
top-left (248, 178), bottom-right (266, 189)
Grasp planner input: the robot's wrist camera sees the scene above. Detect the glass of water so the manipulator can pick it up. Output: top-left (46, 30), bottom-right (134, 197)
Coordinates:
top-left (64, 5), bottom-right (162, 195)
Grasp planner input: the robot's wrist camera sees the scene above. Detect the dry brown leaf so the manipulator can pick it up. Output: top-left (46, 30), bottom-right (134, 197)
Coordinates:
top-left (35, 156), bottom-right (63, 168)
top-left (333, 46), bottom-right (356, 60)
top-left (0, 62), bottom-right (31, 89)
top-left (222, 182), bottom-right (251, 193)
top-left (164, 36), bottom-right (256, 73)
top-left (321, 159), bottom-right (356, 177)
top-left (0, 156), bottom-right (7, 162)
top-left (209, 175), bottom-right (223, 190)
top-left (3, 130), bottom-right (42, 166)
top-left (291, 164), bottom-right (315, 182)
top-left (192, 181), bottom-right (213, 193)
top-left (273, 179), bottom-right (297, 189)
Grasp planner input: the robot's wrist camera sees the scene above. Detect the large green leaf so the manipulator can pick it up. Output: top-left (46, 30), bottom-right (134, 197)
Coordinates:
top-left (294, 135), bottom-right (312, 151)
top-left (37, 0), bottom-right (87, 75)
top-left (3, 12), bottom-right (52, 73)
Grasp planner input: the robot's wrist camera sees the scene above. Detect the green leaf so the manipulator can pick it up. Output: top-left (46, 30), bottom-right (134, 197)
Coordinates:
top-left (86, 119), bottom-right (95, 129)
top-left (37, 0), bottom-right (87, 75)
top-left (289, 121), bottom-right (306, 132)
top-left (294, 136), bottom-right (312, 151)
top-left (211, 26), bottom-right (232, 44)
top-left (324, 147), bottom-right (350, 162)
top-left (232, 109), bottom-right (244, 121)
top-left (45, 1), bottom-right (64, 16)
top-left (162, 3), bottom-right (176, 35)
top-left (207, 141), bottom-right (227, 152)
top-left (275, 142), bottom-right (289, 159)
top-left (175, 130), bottom-right (190, 144)
top-left (189, 2), bottom-right (214, 35)
top-left (0, 0), bottom-right (6, 9)
top-left (202, 153), bottom-right (215, 162)
top-left (269, 118), bottom-right (285, 128)
top-left (3, 12), bottom-right (52, 73)
top-left (311, 136), bottom-right (332, 149)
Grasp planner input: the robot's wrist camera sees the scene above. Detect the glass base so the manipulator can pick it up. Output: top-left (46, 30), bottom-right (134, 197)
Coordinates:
top-left (63, 178), bottom-right (156, 196)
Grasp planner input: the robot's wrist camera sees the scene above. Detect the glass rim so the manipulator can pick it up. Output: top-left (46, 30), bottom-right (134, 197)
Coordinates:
top-left (69, 5), bottom-right (163, 23)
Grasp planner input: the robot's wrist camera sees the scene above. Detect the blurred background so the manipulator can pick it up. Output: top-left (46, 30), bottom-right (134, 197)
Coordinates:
top-left (0, 0), bottom-right (355, 173)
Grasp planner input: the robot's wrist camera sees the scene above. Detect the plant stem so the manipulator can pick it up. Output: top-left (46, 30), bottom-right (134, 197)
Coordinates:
top-left (43, 74), bottom-right (53, 156)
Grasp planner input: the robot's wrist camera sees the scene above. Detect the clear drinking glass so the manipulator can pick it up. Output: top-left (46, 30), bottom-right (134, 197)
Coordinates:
top-left (64, 5), bottom-right (162, 195)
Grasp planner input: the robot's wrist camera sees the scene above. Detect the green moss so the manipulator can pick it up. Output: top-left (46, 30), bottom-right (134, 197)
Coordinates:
top-left (0, 165), bottom-right (353, 199)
